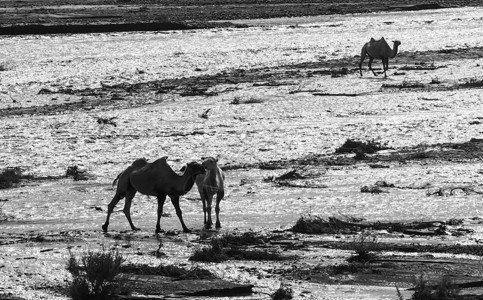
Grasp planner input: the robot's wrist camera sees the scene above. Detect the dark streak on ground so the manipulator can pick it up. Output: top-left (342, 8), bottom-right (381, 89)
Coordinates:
top-left (1, 46), bottom-right (482, 118)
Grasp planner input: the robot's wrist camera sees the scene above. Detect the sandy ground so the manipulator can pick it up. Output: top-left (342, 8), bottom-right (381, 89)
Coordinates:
top-left (0, 5), bottom-right (483, 300)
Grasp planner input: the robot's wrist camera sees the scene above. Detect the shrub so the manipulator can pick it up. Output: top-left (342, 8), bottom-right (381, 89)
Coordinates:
top-left (411, 275), bottom-right (459, 300)
top-left (271, 282), bottom-right (293, 300)
top-left (335, 139), bottom-right (391, 155)
top-left (217, 231), bottom-right (266, 246)
top-left (346, 232), bottom-right (380, 262)
top-left (66, 249), bottom-right (127, 300)
top-left (0, 167), bottom-right (30, 189)
top-left (190, 238), bottom-right (228, 263)
top-left (66, 166), bottom-right (89, 181)
top-left (292, 215), bottom-right (340, 234)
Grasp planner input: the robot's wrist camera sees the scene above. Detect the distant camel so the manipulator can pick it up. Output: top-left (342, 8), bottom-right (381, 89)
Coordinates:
top-left (359, 37), bottom-right (401, 77)
top-left (102, 157), bottom-right (206, 234)
top-left (195, 157), bottom-right (225, 229)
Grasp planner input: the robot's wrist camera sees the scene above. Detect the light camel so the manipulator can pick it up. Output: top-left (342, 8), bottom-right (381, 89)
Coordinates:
top-left (195, 157), bottom-right (225, 229)
top-left (102, 157), bottom-right (206, 234)
top-left (359, 37), bottom-right (401, 77)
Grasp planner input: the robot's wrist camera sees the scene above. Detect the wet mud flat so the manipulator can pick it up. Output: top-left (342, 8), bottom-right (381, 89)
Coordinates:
top-left (1, 3), bottom-right (483, 300)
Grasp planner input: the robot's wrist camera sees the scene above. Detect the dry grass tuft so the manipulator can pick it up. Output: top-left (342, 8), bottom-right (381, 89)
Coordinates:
top-left (66, 249), bottom-right (128, 300)
top-left (271, 282), bottom-right (293, 300)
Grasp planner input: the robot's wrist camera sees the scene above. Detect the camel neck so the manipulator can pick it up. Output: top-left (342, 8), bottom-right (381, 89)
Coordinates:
top-left (182, 168), bottom-right (196, 194)
top-left (391, 44), bottom-right (400, 58)
top-left (206, 168), bottom-right (217, 187)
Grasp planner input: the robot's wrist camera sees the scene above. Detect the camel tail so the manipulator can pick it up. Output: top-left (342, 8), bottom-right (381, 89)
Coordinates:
top-left (112, 172), bottom-right (122, 186)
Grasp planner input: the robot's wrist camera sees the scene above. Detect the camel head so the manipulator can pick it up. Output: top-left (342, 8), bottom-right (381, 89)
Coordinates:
top-left (185, 161), bottom-right (206, 176)
top-left (201, 157), bottom-right (218, 170)
top-left (393, 40), bottom-right (401, 47)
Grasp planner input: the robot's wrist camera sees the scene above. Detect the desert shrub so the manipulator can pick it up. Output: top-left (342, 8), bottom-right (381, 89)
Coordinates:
top-left (190, 238), bottom-right (228, 263)
top-left (409, 275), bottom-right (459, 300)
top-left (217, 231), bottom-right (266, 246)
top-left (66, 166), bottom-right (89, 181)
top-left (271, 282), bottom-right (293, 300)
top-left (335, 139), bottom-right (391, 155)
top-left (292, 214), bottom-right (341, 234)
top-left (345, 232), bottom-right (380, 262)
top-left (66, 249), bottom-right (127, 300)
top-left (0, 167), bottom-right (30, 189)
top-left (460, 77), bottom-right (483, 88)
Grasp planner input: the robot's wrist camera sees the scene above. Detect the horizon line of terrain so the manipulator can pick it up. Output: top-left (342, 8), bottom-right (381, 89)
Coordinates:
top-left (0, 2), bottom-right (481, 35)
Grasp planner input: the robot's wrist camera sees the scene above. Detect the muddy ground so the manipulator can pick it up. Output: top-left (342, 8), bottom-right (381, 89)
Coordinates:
top-left (1, 1), bottom-right (483, 300)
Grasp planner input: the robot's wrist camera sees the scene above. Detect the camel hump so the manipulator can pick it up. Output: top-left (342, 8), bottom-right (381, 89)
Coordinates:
top-left (151, 156), bottom-right (169, 167)
top-left (131, 158), bottom-right (148, 169)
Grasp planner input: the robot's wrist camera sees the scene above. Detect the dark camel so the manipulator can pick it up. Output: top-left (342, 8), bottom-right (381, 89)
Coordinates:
top-left (195, 157), bottom-right (225, 229)
top-left (102, 157), bottom-right (206, 234)
top-left (359, 37), bottom-right (401, 77)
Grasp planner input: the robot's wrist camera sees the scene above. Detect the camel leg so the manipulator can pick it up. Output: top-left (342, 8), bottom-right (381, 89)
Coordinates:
top-left (170, 195), bottom-right (191, 233)
top-left (123, 189), bottom-right (139, 231)
top-left (383, 57), bottom-right (389, 77)
top-left (368, 57), bottom-right (377, 76)
top-left (201, 193), bottom-right (208, 226)
top-left (102, 191), bottom-right (124, 232)
top-left (204, 193), bottom-right (214, 229)
top-left (155, 194), bottom-right (167, 234)
top-left (215, 190), bottom-right (224, 229)
top-left (359, 50), bottom-right (366, 76)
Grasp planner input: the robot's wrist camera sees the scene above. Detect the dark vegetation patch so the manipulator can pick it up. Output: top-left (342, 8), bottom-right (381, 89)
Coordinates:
top-left (66, 166), bottom-right (90, 181)
top-left (190, 232), bottom-right (295, 262)
top-left (427, 186), bottom-right (483, 197)
top-left (345, 232), bottom-right (381, 263)
top-left (263, 165), bottom-right (328, 188)
top-left (335, 139), bottom-right (392, 155)
top-left (230, 96), bottom-right (264, 105)
top-left (399, 62), bottom-right (445, 71)
top-left (66, 249), bottom-right (129, 300)
top-left (223, 139), bottom-right (483, 172)
top-left (460, 77), bottom-right (483, 88)
top-left (0, 167), bottom-right (33, 189)
top-left (318, 238), bottom-right (483, 256)
top-left (121, 264), bottom-right (215, 280)
top-left (292, 215), bottom-right (471, 237)
top-left (271, 282), bottom-right (294, 300)
top-left (402, 275), bottom-right (460, 300)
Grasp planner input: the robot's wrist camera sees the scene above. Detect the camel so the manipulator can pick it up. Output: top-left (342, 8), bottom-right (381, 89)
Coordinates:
top-left (195, 157), bottom-right (225, 229)
top-left (359, 37), bottom-right (401, 77)
top-left (102, 156), bottom-right (206, 234)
